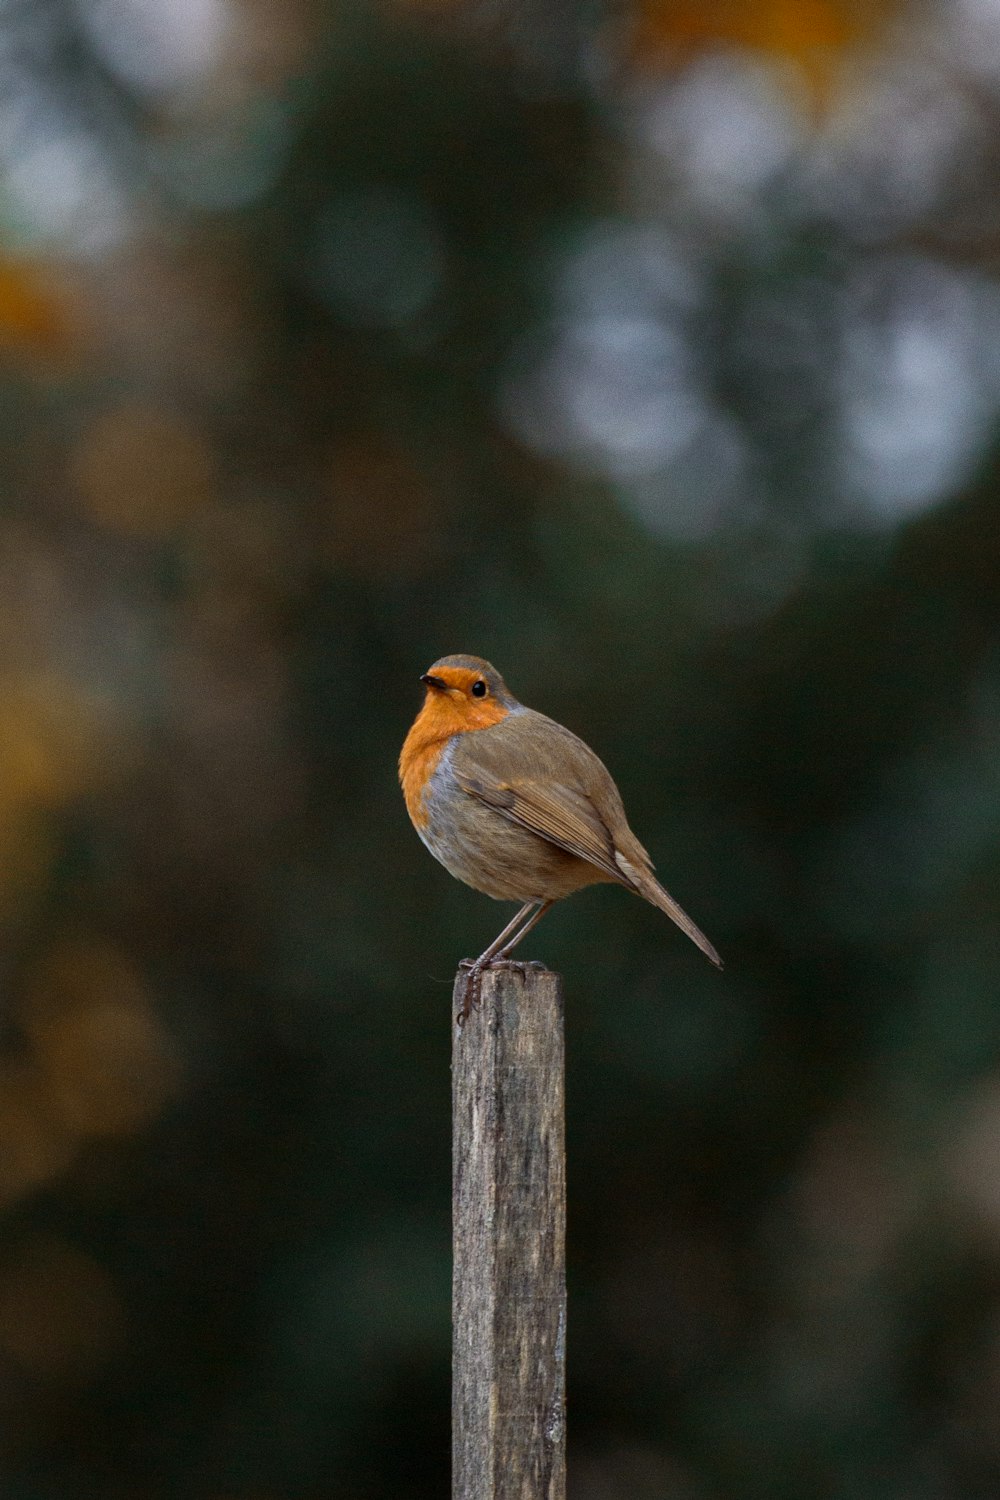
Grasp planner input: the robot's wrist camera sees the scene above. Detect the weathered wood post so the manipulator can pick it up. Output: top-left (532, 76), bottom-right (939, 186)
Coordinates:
top-left (452, 964), bottom-right (566, 1500)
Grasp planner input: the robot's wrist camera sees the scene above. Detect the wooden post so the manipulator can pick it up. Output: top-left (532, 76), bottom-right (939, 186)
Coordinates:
top-left (452, 964), bottom-right (566, 1500)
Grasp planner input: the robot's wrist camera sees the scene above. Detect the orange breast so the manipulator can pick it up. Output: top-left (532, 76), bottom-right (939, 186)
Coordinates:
top-left (399, 690), bottom-right (508, 830)
top-left (399, 734), bottom-right (447, 830)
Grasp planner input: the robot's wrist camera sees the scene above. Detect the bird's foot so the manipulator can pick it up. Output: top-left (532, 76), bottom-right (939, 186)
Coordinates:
top-left (456, 957), bottom-right (550, 1025)
top-left (497, 958), bottom-right (550, 976)
top-left (456, 958), bottom-right (485, 1025)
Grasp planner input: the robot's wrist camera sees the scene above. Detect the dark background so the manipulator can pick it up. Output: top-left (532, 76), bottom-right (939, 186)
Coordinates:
top-left (3, 1), bottom-right (1000, 1495)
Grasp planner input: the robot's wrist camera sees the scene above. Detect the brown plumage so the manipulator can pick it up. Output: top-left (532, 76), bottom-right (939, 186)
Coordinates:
top-left (400, 655), bottom-right (722, 1016)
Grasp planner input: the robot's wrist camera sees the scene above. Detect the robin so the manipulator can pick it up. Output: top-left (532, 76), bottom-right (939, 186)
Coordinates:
top-left (400, 655), bottom-right (722, 1019)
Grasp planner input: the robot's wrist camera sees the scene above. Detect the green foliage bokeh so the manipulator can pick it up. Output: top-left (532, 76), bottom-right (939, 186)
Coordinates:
top-left (2, 2), bottom-right (1000, 1497)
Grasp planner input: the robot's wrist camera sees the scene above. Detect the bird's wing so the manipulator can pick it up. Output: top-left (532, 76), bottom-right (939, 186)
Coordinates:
top-left (450, 710), bottom-right (642, 884)
top-left (455, 771), bottom-right (626, 881)
top-left (451, 709), bottom-right (723, 969)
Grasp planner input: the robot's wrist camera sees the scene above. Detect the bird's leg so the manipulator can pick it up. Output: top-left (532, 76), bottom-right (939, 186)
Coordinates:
top-left (459, 902), bottom-right (537, 1021)
top-left (495, 899), bottom-right (553, 959)
top-left (458, 900), bottom-right (554, 1023)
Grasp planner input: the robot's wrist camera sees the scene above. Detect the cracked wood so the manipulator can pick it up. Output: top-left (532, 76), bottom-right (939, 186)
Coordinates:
top-left (452, 965), bottom-right (566, 1500)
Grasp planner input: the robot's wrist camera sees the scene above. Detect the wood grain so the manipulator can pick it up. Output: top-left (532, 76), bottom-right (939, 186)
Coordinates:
top-left (452, 963), bottom-right (566, 1500)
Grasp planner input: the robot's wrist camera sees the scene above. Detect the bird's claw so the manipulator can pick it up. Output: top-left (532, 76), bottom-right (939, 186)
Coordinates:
top-left (457, 959), bottom-right (485, 1025)
top-left (455, 957), bottom-right (550, 1025)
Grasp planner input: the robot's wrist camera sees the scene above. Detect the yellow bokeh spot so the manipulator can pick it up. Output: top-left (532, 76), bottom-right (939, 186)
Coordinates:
top-left (0, 1064), bottom-right (76, 1208)
top-left (70, 401), bottom-right (218, 538)
top-left (0, 1238), bottom-right (123, 1379)
top-left (0, 259), bottom-right (75, 355)
top-left (25, 939), bottom-right (181, 1138)
top-left (0, 674), bottom-right (122, 922)
top-left (632, 0), bottom-right (880, 104)
top-left (0, 674), bottom-right (108, 814)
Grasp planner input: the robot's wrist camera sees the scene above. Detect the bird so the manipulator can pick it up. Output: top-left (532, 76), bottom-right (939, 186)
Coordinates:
top-left (399, 654), bottom-right (722, 1019)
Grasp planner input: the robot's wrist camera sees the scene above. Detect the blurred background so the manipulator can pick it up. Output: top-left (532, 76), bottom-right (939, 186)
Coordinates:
top-left (2, 0), bottom-right (1000, 1495)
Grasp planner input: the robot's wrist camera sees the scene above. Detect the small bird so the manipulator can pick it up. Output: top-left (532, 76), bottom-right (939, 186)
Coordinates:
top-left (400, 655), bottom-right (722, 1018)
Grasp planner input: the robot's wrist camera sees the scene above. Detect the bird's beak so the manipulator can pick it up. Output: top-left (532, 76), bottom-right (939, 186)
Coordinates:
top-left (420, 673), bottom-right (447, 691)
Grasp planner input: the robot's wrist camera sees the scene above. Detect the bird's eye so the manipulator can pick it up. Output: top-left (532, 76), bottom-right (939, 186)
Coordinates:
top-left (471, 680), bottom-right (487, 698)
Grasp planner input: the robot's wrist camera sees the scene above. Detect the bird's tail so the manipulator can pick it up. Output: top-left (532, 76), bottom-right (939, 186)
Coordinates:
top-left (618, 857), bottom-right (723, 969)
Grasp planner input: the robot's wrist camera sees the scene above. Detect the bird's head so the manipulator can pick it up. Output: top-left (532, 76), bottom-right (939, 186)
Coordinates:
top-left (416, 655), bottom-right (516, 733)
